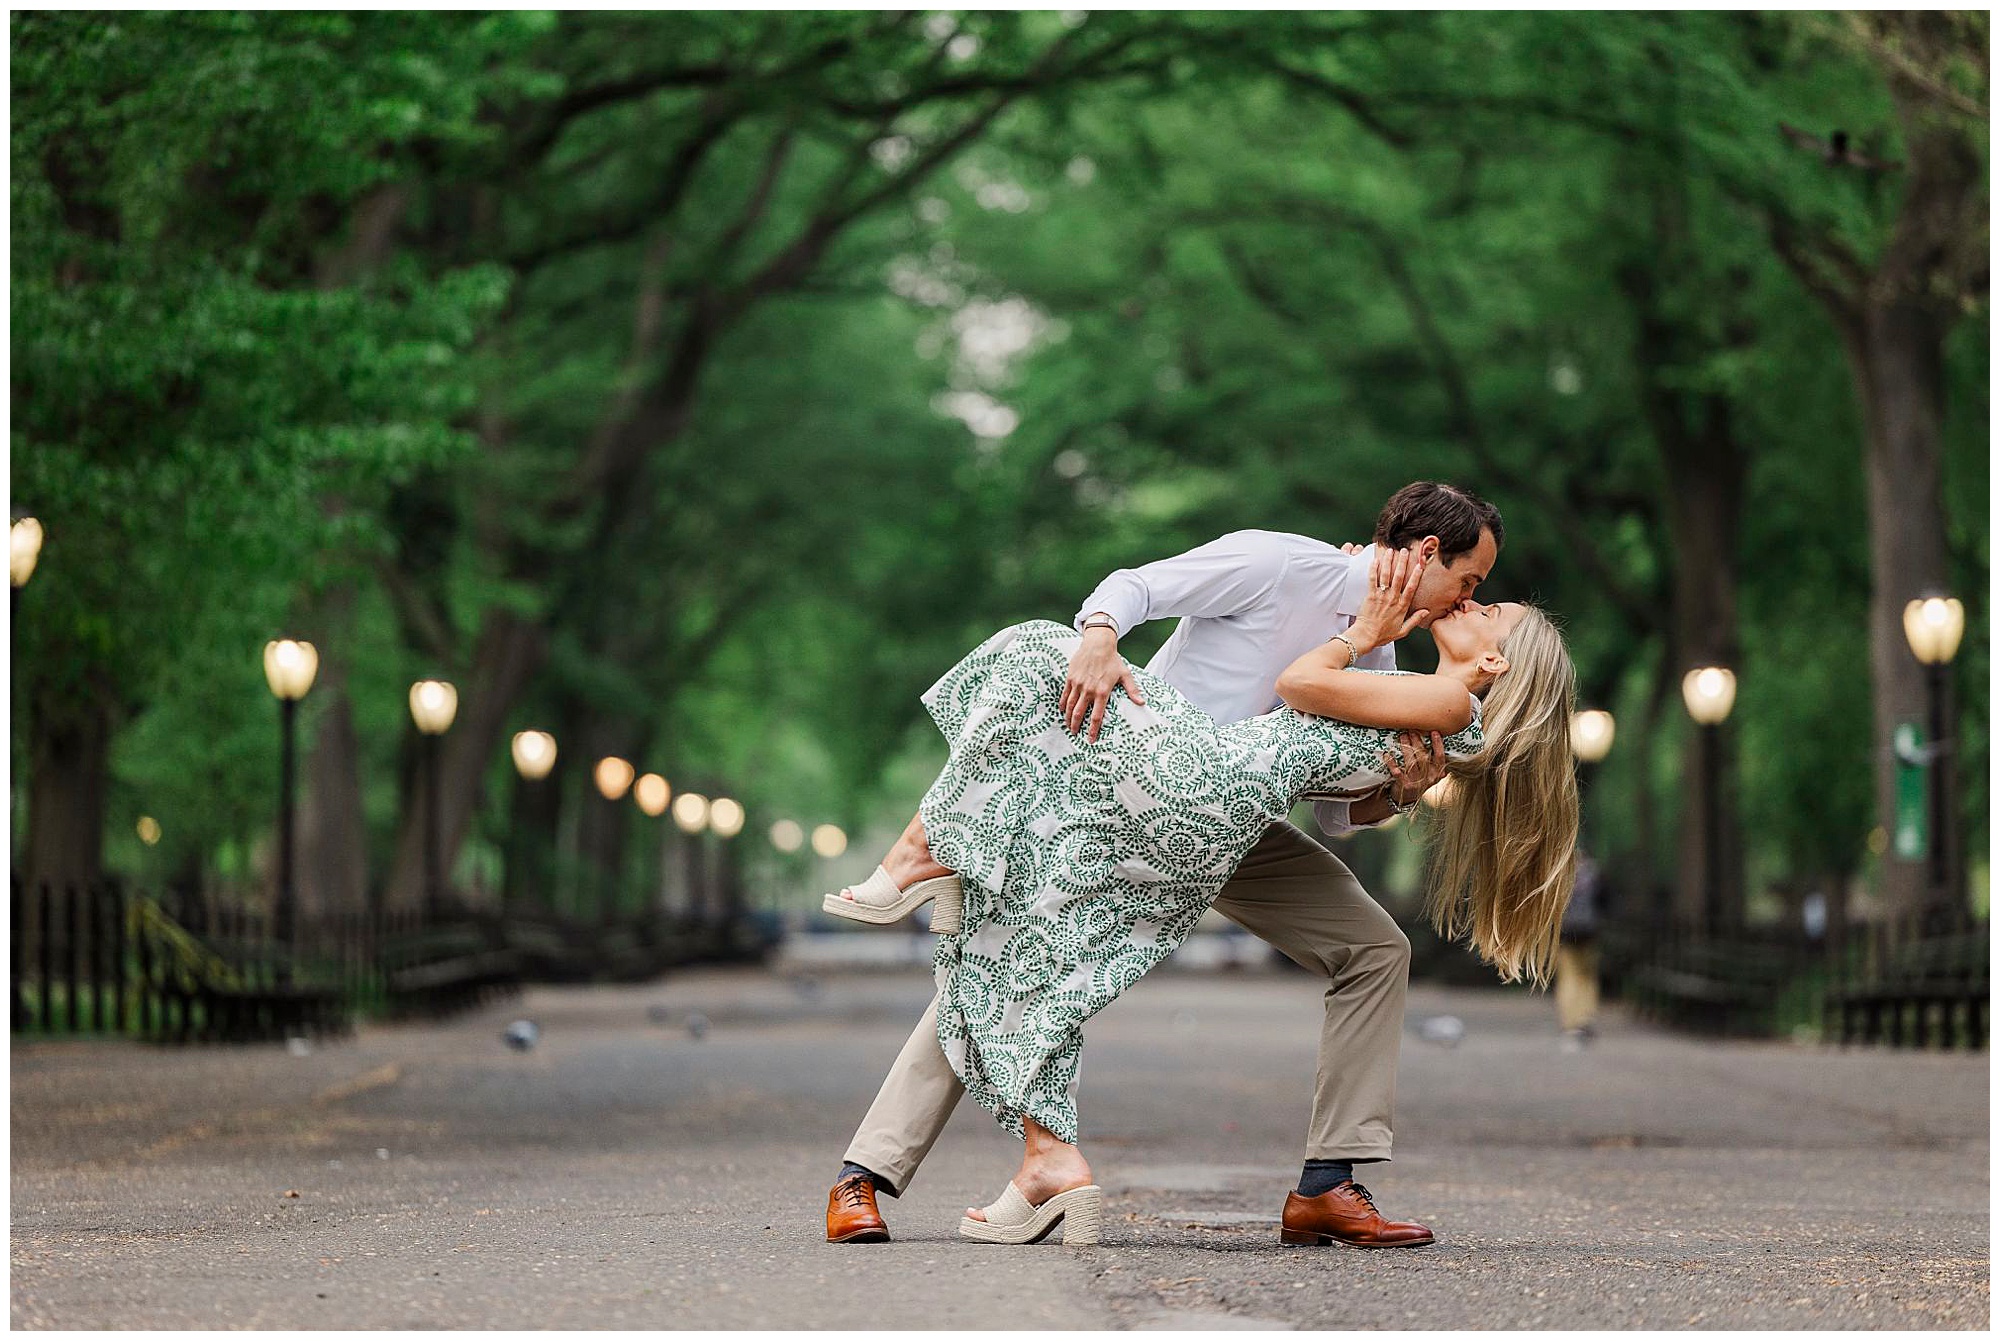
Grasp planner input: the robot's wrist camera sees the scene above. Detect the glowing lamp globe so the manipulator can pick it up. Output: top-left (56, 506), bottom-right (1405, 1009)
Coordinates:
top-left (263, 640), bottom-right (320, 701)
top-left (1902, 596), bottom-right (1965, 666)
top-left (11, 517), bottom-right (44, 588)
top-left (594, 756), bottom-right (635, 801)
top-left (1570, 709), bottom-right (1616, 763)
top-left (672, 792), bottom-right (710, 834)
top-left (409, 680), bottom-right (458, 735)
top-left (511, 730), bottom-right (558, 780)
top-left (1680, 667), bottom-right (1736, 727)
top-left (633, 773), bottom-right (671, 817)
top-left (709, 797), bottom-right (745, 838)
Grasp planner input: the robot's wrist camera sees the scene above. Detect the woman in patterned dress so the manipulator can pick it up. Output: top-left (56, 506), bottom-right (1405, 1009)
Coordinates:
top-left (840, 549), bottom-right (1579, 1242)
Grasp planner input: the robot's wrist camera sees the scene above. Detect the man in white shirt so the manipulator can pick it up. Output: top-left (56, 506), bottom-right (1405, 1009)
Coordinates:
top-left (827, 481), bottom-right (1504, 1250)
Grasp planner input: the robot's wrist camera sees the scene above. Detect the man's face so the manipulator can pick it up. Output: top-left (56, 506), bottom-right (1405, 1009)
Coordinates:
top-left (1408, 527), bottom-right (1498, 622)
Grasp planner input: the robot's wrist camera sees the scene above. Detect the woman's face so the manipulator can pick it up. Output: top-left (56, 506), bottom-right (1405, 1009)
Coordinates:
top-left (1431, 599), bottom-right (1526, 666)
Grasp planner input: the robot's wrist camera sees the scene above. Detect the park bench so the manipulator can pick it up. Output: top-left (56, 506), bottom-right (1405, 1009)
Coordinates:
top-left (502, 917), bottom-right (599, 983)
top-left (380, 922), bottom-right (522, 1020)
top-left (596, 922), bottom-right (665, 982)
top-left (1824, 929), bottom-right (1988, 1050)
top-left (128, 900), bottom-right (347, 1045)
top-left (192, 973), bottom-right (347, 1044)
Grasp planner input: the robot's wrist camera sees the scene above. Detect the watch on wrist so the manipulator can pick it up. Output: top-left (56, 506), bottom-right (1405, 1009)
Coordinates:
top-left (1081, 614), bottom-right (1118, 635)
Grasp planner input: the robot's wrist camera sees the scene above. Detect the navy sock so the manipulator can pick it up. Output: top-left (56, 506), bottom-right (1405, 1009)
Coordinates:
top-left (838, 1161), bottom-right (899, 1199)
top-left (1297, 1159), bottom-right (1354, 1198)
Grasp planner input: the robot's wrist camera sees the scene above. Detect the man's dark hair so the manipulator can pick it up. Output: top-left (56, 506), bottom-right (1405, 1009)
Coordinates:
top-left (1373, 481), bottom-right (1504, 565)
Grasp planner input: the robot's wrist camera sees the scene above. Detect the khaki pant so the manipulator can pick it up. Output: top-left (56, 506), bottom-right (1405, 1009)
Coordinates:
top-left (1554, 941), bottom-right (1600, 1033)
top-left (844, 822), bottom-right (1410, 1194)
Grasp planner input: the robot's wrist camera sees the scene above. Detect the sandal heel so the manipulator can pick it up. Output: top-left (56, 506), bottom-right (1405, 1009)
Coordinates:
top-left (1059, 1188), bottom-right (1104, 1245)
top-left (929, 878), bottom-right (963, 934)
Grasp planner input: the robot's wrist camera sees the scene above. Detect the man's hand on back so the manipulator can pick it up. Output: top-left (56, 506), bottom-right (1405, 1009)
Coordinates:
top-left (1062, 623), bottom-right (1146, 742)
top-left (1384, 729), bottom-right (1447, 807)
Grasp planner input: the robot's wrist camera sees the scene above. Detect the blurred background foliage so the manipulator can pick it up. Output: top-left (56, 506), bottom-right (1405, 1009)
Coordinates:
top-left (10, 11), bottom-right (1987, 932)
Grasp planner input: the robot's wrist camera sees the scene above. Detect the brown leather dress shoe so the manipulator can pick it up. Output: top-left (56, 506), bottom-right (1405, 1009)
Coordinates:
top-left (1280, 1181), bottom-right (1434, 1248)
top-left (827, 1173), bottom-right (891, 1244)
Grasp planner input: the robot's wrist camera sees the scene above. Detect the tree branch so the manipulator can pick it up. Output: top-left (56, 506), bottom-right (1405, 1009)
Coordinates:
top-left (1199, 198), bottom-right (1659, 634)
top-left (705, 126), bottom-right (798, 276)
top-left (1218, 238), bottom-right (1314, 328)
top-left (507, 99), bottom-right (739, 274)
top-left (1765, 211), bottom-right (1865, 330)
top-left (1839, 12), bottom-right (1989, 121)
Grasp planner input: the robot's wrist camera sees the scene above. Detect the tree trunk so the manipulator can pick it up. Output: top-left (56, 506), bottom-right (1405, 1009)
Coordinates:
top-left (1765, 11), bottom-right (1984, 923)
top-left (293, 579), bottom-right (370, 920)
top-left (380, 607), bottom-right (548, 913)
top-left (1627, 636), bottom-right (1679, 917)
top-left (1662, 405), bottom-right (1746, 930)
top-left (23, 697), bottom-right (113, 895)
top-left (1624, 228), bottom-right (1749, 930)
top-left (1838, 300), bottom-right (1954, 920)
top-left (287, 191), bottom-right (414, 918)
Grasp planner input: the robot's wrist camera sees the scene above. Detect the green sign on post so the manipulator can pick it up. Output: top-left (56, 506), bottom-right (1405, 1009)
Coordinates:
top-left (1893, 722), bottom-right (1927, 859)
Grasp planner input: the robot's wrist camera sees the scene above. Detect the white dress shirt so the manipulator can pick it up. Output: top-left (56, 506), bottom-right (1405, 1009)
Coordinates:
top-left (1073, 530), bottom-right (1397, 836)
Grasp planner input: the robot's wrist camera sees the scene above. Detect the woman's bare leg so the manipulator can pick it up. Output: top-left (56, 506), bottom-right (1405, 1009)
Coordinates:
top-left (964, 1116), bottom-right (1093, 1219)
top-left (839, 810), bottom-right (952, 901)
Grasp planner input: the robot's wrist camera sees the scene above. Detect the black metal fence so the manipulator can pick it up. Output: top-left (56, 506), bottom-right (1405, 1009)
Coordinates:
top-left (11, 875), bottom-right (779, 1045)
top-left (1600, 910), bottom-right (1988, 1049)
top-left (1821, 913), bottom-right (1988, 1049)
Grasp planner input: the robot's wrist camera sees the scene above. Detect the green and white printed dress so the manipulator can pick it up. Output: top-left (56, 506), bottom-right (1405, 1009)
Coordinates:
top-left (919, 619), bottom-right (1484, 1144)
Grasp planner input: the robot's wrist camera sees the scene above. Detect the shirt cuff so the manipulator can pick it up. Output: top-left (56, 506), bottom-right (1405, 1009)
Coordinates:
top-left (1312, 799), bottom-right (1354, 836)
top-left (1313, 796), bottom-right (1391, 836)
top-left (1073, 576), bottom-right (1146, 636)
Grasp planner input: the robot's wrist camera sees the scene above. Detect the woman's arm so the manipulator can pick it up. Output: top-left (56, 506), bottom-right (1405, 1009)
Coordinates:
top-left (1275, 544), bottom-right (1470, 733)
top-left (1276, 648), bottom-right (1474, 733)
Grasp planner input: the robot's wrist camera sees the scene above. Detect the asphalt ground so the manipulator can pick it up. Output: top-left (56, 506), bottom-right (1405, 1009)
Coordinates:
top-left (9, 964), bottom-right (1990, 1329)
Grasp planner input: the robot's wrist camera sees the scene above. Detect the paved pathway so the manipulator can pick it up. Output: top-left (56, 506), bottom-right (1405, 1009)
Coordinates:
top-left (10, 967), bottom-right (1989, 1328)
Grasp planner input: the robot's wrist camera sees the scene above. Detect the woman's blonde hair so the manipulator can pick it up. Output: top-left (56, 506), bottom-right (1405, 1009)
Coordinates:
top-left (1424, 605), bottom-right (1579, 988)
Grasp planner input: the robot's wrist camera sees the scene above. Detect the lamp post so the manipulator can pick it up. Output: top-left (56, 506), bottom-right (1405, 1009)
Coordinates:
top-left (508, 731), bottom-right (558, 913)
top-left (1681, 667), bottom-right (1737, 937)
top-left (672, 792), bottom-right (711, 922)
top-left (1902, 595), bottom-right (1966, 930)
top-left (592, 756), bottom-right (636, 923)
top-left (11, 516), bottom-right (42, 608)
top-left (1568, 708), bottom-right (1616, 876)
top-left (263, 640), bottom-right (319, 972)
top-left (633, 772), bottom-right (671, 919)
top-left (709, 798), bottom-right (745, 929)
top-left (12, 518), bottom-right (42, 1026)
top-left (770, 819), bottom-right (805, 917)
top-left (409, 680), bottom-right (459, 921)
top-left (13, 517), bottom-right (42, 857)
top-left (811, 824), bottom-right (848, 927)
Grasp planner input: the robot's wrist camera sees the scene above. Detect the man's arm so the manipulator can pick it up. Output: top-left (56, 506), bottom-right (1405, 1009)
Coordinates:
top-left (1071, 530), bottom-right (1291, 636)
top-left (1063, 532), bottom-right (1291, 740)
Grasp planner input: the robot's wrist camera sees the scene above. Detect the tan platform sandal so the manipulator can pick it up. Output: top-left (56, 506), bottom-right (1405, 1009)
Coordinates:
top-left (957, 1182), bottom-right (1103, 1246)
top-left (821, 866), bottom-right (963, 934)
